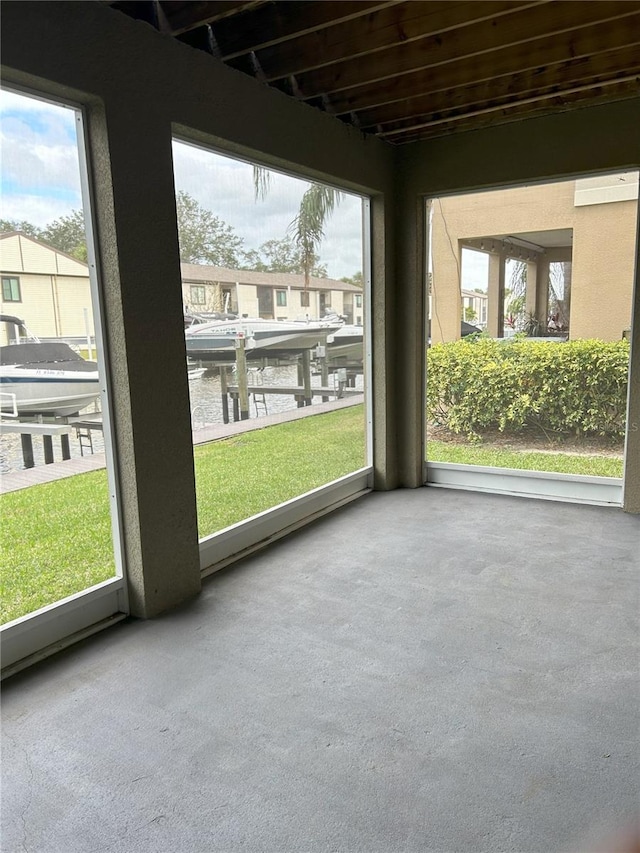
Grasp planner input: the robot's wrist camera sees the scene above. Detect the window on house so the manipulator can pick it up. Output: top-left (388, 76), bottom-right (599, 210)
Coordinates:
top-left (300, 291), bottom-right (310, 307)
top-left (355, 294), bottom-right (362, 308)
top-left (276, 290), bottom-right (287, 307)
top-left (2, 276), bottom-right (21, 302)
top-left (190, 285), bottom-right (206, 305)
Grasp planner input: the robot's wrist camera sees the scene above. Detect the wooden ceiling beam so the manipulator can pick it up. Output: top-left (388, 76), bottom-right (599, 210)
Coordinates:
top-left (284, 1), bottom-right (640, 99)
top-left (358, 43), bottom-right (640, 130)
top-left (208, 1), bottom-right (399, 60)
top-left (226, 1), bottom-right (542, 81)
top-left (386, 77), bottom-right (640, 142)
top-left (393, 79), bottom-right (640, 142)
top-left (320, 15), bottom-right (640, 116)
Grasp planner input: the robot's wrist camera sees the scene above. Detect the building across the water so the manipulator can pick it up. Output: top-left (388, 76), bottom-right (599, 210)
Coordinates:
top-left (0, 232), bottom-right (364, 344)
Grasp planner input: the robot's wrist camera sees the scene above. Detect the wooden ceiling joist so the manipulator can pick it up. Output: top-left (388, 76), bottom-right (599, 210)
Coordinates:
top-left (356, 42), bottom-right (640, 130)
top-left (104, 0), bottom-right (640, 144)
top-left (320, 15), bottom-right (640, 117)
top-left (281, 1), bottom-right (639, 101)
top-left (226, 0), bottom-right (542, 82)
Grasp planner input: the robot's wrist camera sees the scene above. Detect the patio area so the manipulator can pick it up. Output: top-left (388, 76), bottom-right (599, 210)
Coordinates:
top-left (2, 488), bottom-right (638, 853)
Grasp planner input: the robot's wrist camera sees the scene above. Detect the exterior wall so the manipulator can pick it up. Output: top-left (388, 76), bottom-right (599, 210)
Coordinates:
top-left (1, 272), bottom-right (93, 342)
top-left (431, 182), bottom-right (575, 342)
top-left (571, 198), bottom-right (637, 341)
top-left (431, 178), bottom-right (638, 343)
top-left (1, 234), bottom-right (93, 342)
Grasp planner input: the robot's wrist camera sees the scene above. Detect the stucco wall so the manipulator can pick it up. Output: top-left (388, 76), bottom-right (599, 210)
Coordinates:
top-left (431, 180), bottom-right (637, 343)
top-left (571, 199), bottom-right (637, 341)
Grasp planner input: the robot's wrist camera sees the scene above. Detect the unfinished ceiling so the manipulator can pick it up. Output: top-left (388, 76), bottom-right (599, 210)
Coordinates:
top-left (107, 0), bottom-right (640, 144)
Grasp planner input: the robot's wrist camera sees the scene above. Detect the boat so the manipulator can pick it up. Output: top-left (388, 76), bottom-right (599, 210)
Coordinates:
top-left (326, 324), bottom-right (364, 365)
top-left (185, 317), bottom-right (341, 361)
top-left (0, 315), bottom-right (100, 417)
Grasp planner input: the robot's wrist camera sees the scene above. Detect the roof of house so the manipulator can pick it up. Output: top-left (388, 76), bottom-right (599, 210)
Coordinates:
top-left (180, 263), bottom-right (362, 292)
top-left (0, 232), bottom-right (89, 276)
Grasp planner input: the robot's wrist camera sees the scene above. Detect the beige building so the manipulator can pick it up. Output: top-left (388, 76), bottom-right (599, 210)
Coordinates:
top-left (0, 232), bottom-right (94, 345)
top-left (182, 264), bottom-right (363, 324)
top-left (430, 172), bottom-right (639, 343)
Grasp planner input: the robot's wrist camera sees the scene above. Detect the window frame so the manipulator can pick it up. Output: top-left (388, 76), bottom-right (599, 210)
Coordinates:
top-left (2, 275), bottom-right (21, 302)
top-left (190, 284), bottom-right (206, 305)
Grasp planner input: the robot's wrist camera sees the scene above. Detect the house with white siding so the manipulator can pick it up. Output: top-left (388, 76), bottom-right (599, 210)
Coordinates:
top-left (0, 232), bottom-right (94, 345)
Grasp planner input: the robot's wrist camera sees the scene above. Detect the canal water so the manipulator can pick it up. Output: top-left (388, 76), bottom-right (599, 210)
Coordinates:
top-left (0, 364), bottom-right (358, 473)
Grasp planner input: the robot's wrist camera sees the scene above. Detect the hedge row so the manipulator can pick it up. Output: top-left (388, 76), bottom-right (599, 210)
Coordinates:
top-left (426, 338), bottom-right (630, 439)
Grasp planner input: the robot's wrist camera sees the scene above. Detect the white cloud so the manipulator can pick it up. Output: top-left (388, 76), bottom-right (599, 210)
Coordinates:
top-left (172, 141), bottom-right (364, 278)
top-left (0, 89), bottom-right (82, 226)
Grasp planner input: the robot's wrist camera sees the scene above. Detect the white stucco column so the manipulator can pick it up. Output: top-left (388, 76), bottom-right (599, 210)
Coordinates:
top-left (487, 253), bottom-right (505, 337)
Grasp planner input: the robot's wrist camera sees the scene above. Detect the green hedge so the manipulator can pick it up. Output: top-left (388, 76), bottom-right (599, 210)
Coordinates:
top-left (427, 338), bottom-right (630, 439)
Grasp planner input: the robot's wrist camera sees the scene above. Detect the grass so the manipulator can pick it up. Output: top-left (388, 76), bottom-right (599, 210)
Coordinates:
top-left (428, 439), bottom-right (623, 477)
top-left (0, 405), bottom-right (366, 624)
top-left (0, 471), bottom-right (116, 624)
top-left (194, 405), bottom-right (365, 536)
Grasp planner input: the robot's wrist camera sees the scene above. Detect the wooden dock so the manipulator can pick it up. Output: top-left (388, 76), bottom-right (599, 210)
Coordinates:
top-left (0, 395), bottom-right (363, 495)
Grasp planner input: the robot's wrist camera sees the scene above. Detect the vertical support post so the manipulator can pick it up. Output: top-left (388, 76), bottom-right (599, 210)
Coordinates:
top-left (525, 261), bottom-right (538, 318)
top-left (302, 349), bottom-right (312, 406)
top-left (61, 434), bottom-right (71, 460)
top-left (235, 335), bottom-right (250, 421)
top-left (296, 357), bottom-right (304, 407)
top-left (43, 435), bottom-right (54, 464)
top-left (487, 253), bottom-right (506, 337)
top-left (21, 434), bottom-right (34, 469)
top-left (536, 257), bottom-right (551, 330)
top-left (319, 346), bottom-right (329, 402)
top-left (220, 365), bottom-right (229, 424)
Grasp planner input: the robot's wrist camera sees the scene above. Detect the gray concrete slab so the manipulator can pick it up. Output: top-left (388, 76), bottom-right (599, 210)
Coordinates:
top-left (2, 489), bottom-right (639, 853)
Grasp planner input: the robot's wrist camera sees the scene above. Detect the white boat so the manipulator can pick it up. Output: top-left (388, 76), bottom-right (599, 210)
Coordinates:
top-left (327, 324), bottom-right (364, 365)
top-left (185, 317), bottom-right (341, 361)
top-left (0, 315), bottom-right (100, 417)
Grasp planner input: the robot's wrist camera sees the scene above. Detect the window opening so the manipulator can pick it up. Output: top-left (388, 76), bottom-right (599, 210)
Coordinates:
top-left (426, 173), bottom-right (637, 497)
top-left (172, 138), bottom-right (371, 549)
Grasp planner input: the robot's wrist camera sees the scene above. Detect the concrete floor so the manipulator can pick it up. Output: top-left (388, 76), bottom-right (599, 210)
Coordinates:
top-left (2, 489), bottom-right (639, 853)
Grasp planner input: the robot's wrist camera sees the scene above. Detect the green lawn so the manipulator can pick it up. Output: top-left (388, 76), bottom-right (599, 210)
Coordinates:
top-left (428, 439), bottom-right (623, 477)
top-left (0, 405), bottom-right (366, 624)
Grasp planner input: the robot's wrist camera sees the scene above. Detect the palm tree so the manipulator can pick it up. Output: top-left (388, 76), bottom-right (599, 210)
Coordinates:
top-left (253, 166), bottom-right (343, 291)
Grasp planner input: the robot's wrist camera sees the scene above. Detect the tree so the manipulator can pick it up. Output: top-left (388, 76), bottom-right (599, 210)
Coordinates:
top-left (290, 183), bottom-right (343, 288)
top-left (42, 210), bottom-right (87, 260)
top-left (242, 237), bottom-right (327, 277)
top-left (1, 212), bottom-right (88, 260)
top-left (176, 191), bottom-right (244, 267)
top-left (0, 219), bottom-right (43, 239)
top-left (341, 271), bottom-right (363, 288)
top-left (253, 167), bottom-right (342, 288)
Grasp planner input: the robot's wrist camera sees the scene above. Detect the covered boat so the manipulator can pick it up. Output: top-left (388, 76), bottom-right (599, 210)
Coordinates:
top-left (0, 315), bottom-right (100, 417)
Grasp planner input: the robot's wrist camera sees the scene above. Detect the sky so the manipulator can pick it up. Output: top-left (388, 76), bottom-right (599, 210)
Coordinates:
top-left (0, 88), bottom-right (364, 279)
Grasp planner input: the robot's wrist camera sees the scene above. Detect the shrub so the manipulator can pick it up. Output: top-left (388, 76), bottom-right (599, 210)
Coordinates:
top-left (427, 338), bottom-right (630, 440)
